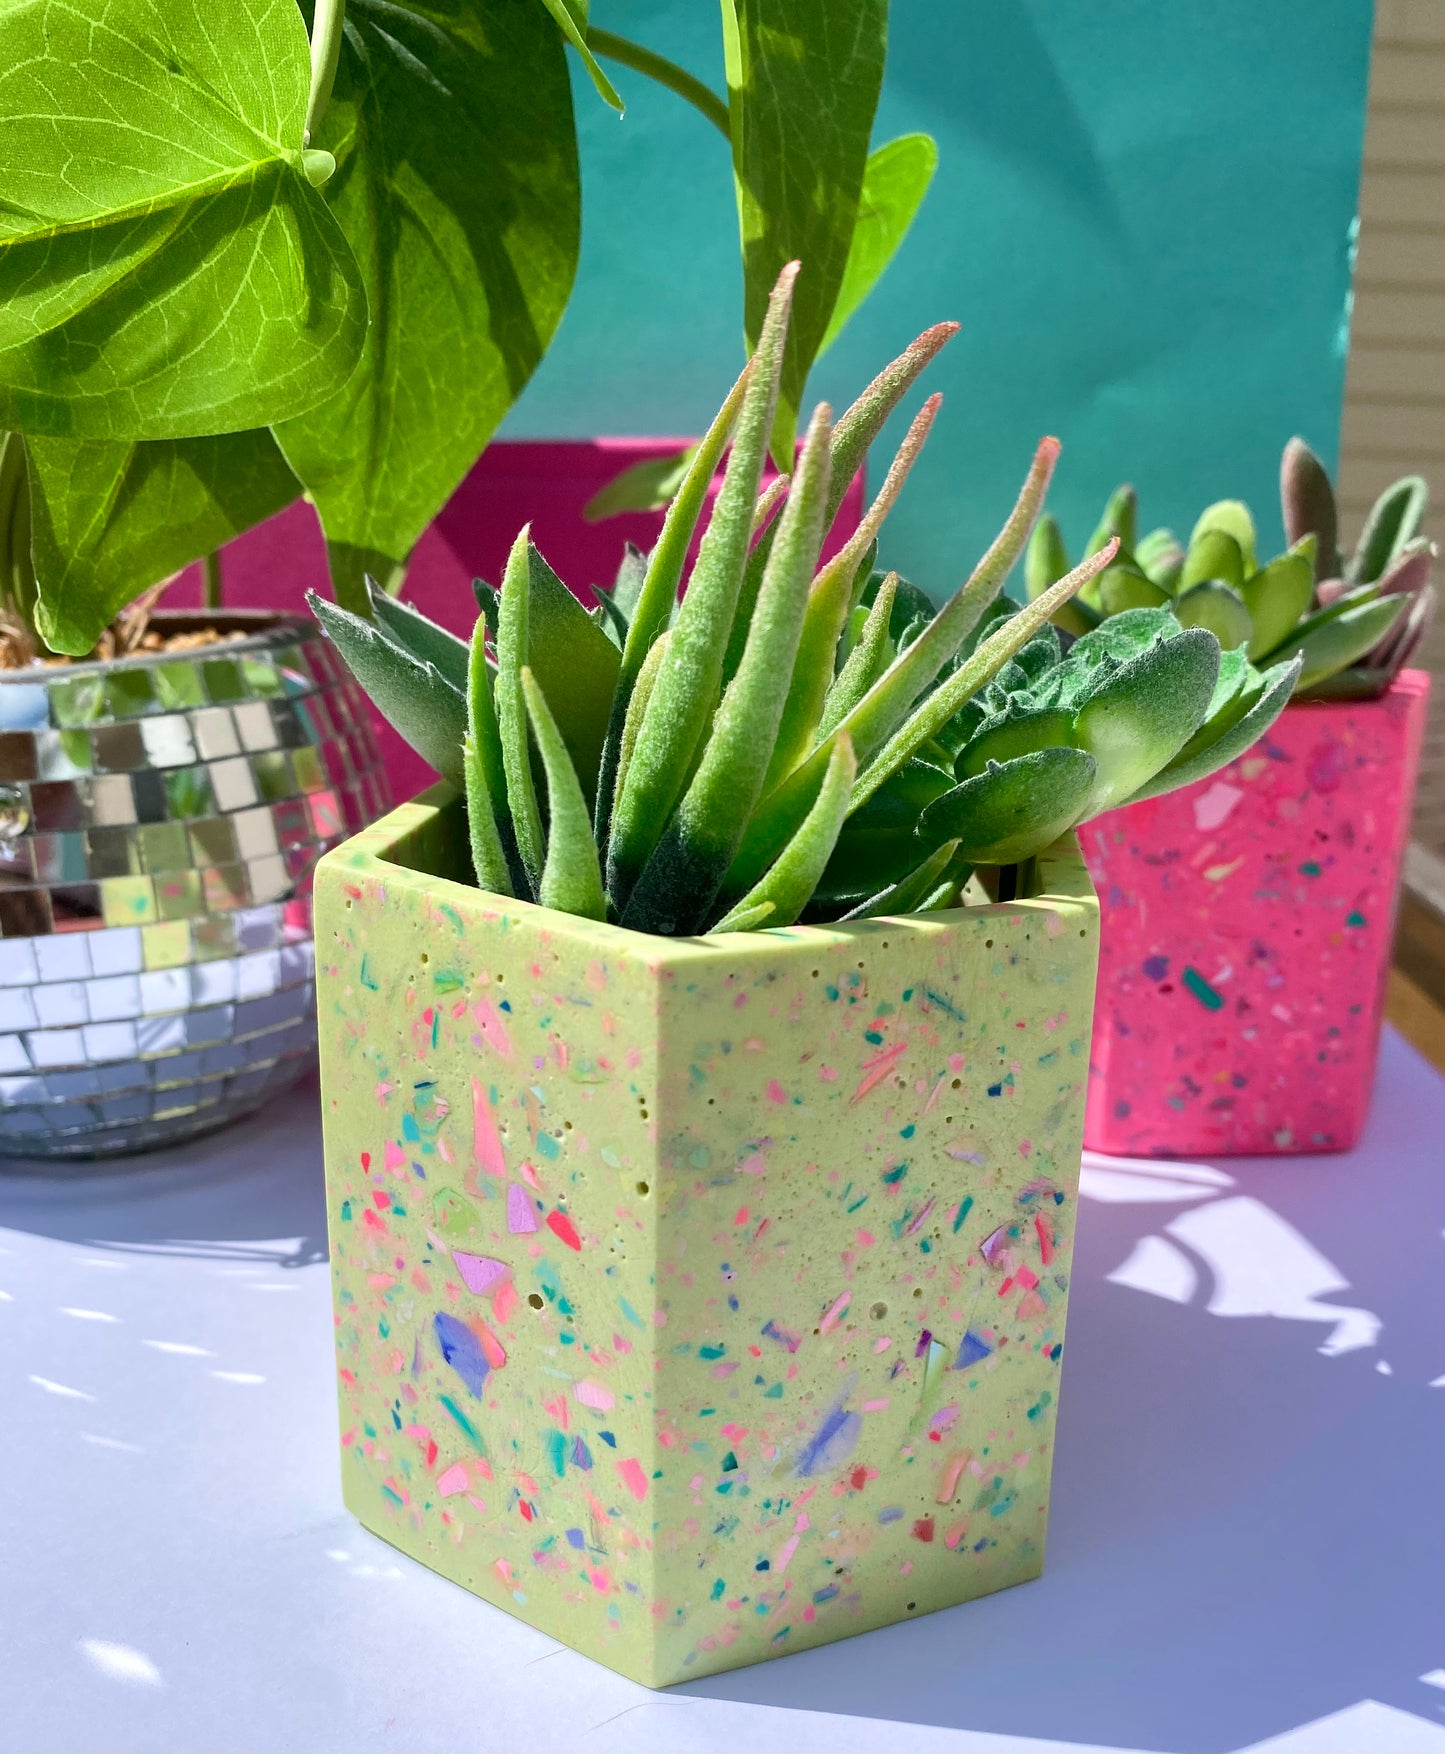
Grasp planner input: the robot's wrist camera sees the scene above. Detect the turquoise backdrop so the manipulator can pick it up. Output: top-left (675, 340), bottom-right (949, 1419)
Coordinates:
top-left (503, 0), bottom-right (1376, 597)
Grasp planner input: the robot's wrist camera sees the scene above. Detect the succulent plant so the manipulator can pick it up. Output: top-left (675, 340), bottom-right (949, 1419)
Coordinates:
top-left (312, 267), bottom-right (1295, 937)
top-left (1027, 439), bottom-right (1436, 701)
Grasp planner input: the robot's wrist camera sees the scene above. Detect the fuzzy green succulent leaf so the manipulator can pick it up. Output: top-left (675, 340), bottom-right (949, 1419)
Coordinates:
top-left (712, 734), bottom-right (857, 931)
top-left (495, 529), bottom-right (546, 896)
top-left (1098, 562), bottom-right (1171, 615)
top-left (514, 541), bottom-right (620, 809)
top-left (918, 747), bottom-right (1097, 866)
top-left (840, 837), bottom-right (965, 921)
top-left (1172, 579), bottom-right (1253, 650)
top-left (815, 757), bottom-right (954, 904)
top-left (1131, 655), bottom-right (1300, 800)
top-left (463, 617), bottom-right (513, 897)
top-left (1238, 539), bottom-right (1315, 661)
top-left (956, 706), bottom-right (1078, 778)
top-left (366, 578), bottom-right (470, 693)
top-left (621, 402), bottom-right (832, 935)
top-left (609, 265), bottom-right (796, 904)
top-left (1189, 500), bottom-right (1257, 576)
top-left (1136, 527), bottom-right (1185, 591)
top-left (820, 572), bottom-right (897, 740)
top-left (1350, 474), bottom-right (1429, 584)
top-left (1179, 527), bottom-right (1246, 594)
top-left (1068, 605), bottom-right (1183, 663)
top-left (1086, 485), bottom-right (1137, 562)
top-left (308, 592), bottom-right (465, 786)
top-left (1280, 437), bottom-right (1340, 583)
top-left (706, 900), bottom-right (777, 935)
top-left (1025, 514), bottom-right (1069, 601)
top-left (1072, 626), bottom-right (1220, 813)
top-left (520, 668), bottom-right (606, 920)
top-left (1268, 593), bottom-right (1408, 691)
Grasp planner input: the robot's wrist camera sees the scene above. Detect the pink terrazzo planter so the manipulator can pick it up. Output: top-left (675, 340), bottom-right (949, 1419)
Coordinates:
top-left (165, 441), bottom-right (863, 805)
top-left (1081, 669), bottom-right (1429, 1158)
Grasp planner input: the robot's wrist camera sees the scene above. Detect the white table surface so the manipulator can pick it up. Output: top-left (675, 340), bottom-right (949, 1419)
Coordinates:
top-left (1, 1027), bottom-right (1441, 1754)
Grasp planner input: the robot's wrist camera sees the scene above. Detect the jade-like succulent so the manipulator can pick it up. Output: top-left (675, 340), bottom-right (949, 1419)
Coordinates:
top-left (312, 267), bottom-right (1294, 936)
top-left (1027, 439), bottom-right (1436, 700)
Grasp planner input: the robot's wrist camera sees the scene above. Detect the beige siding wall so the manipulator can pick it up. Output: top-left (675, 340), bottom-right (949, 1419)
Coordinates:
top-left (1339, 0), bottom-right (1445, 861)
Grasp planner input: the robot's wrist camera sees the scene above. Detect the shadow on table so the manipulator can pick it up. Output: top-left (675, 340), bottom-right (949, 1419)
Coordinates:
top-left (0, 1076), bottom-right (328, 1269)
top-left (681, 1032), bottom-right (1445, 1754)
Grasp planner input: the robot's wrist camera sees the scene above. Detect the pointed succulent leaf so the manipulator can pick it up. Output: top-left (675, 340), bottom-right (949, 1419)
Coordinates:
top-left (621, 402), bottom-right (833, 936)
top-left (820, 573), bottom-right (898, 740)
top-left (1086, 485), bottom-right (1137, 561)
top-left (1369, 579), bottom-right (1435, 675)
top-left (766, 393), bottom-right (938, 788)
top-left (611, 543), bottom-right (648, 617)
top-left (711, 736), bottom-right (857, 932)
top-left (1072, 627), bottom-right (1220, 813)
top-left (814, 758), bottom-right (954, 904)
top-left (1374, 537), bottom-right (1435, 601)
top-left (1179, 527), bottom-right (1245, 594)
top-left (858, 569), bottom-right (937, 640)
top-left (614, 631), bottom-right (668, 811)
top-left (1172, 579), bottom-right (1253, 650)
top-left (706, 900), bottom-right (777, 935)
top-left (840, 838), bottom-right (965, 921)
top-left (1350, 474), bottom-right (1429, 584)
top-left (723, 320), bottom-right (959, 682)
top-left (848, 539), bottom-right (1120, 816)
top-left (367, 578), bottom-right (470, 692)
top-left (1280, 437), bottom-right (1340, 583)
top-left (1239, 540), bottom-right (1315, 661)
top-left (608, 264), bottom-right (797, 907)
top-left (956, 706), bottom-right (1078, 778)
top-left (495, 528), bottom-right (546, 896)
top-left (1270, 594), bottom-right (1408, 692)
top-left (1131, 656), bottom-right (1300, 799)
top-left (1189, 500), bottom-right (1257, 576)
top-left (1136, 527), bottom-right (1185, 591)
top-left (463, 618), bottom-right (513, 896)
top-left (520, 669), bottom-right (606, 921)
top-left (308, 592), bottom-right (465, 785)
top-left (917, 748), bottom-right (1097, 866)
top-left (514, 540), bottom-right (620, 809)
top-left (1025, 515), bottom-right (1069, 601)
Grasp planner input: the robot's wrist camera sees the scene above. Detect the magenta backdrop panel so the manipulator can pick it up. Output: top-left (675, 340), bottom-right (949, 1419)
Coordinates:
top-left (1081, 670), bottom-right (1429, 1159)
top-left (166, 440), bottom-right (864, 803)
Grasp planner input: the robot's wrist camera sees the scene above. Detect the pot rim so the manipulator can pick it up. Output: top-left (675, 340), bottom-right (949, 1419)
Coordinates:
top-left (0, 609), bottom-right (321, 687)
top-left (319, 783), bottom-right (1099, 959)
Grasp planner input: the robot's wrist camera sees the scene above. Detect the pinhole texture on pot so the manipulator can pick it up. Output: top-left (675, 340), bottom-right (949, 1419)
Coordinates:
top-left (1082, 669), bottom-right (1429, 1157)
top-left (315, 787), bottom-right (1100, 1686)
top-left (0, 613), bottom-right (388, 1160)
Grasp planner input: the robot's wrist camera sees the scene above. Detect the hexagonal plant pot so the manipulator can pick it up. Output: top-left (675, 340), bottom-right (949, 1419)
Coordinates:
top-left (314, 787), bottom-right (1100, 1686)
top-left (1082, 669), bottom-right (1429, 1157)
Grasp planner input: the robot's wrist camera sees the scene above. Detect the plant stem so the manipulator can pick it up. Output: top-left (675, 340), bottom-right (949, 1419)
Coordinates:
top-left (586, 29), bottom-right (731, 139)
top-left (305, 0), bottom-right (347, 145)
top-left (202, 550), bottom-right (223, 613)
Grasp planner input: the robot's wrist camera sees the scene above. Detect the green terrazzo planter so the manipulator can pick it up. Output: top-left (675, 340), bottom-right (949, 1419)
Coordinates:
top-left (314, 787), bottom-right (1100, 1686)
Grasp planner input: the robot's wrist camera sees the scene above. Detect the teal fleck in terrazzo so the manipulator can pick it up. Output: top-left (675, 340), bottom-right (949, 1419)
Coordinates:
top-left (315, 790), bottom-right (1099, 1686)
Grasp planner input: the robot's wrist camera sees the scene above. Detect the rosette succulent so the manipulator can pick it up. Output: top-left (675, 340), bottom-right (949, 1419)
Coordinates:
top-left (312, 267), bottom-right (1295, 936)
top-left (1026, 439), bottom-right (1436, 700)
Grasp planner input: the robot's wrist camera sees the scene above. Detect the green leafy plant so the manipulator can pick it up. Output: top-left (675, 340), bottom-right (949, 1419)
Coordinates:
top-left (312, 268), bottom-right (1297, 937)
top-left (1026, 439), bottom-right (1436, 701)
top-left (0, 0), bottom-right (931, 659)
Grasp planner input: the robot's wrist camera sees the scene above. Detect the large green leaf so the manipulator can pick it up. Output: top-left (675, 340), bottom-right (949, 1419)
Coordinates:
top-left (917, 747), bottom-right (1097, 867)
top-left (818, 133), bottom-right (937, 354)
top-left (26, 432), bottom-right (302, 653)
top-left (0, 0), bottom-right (366, 440)
top-left (724, 0), bottom-right (886, 458)
top-left (274, 0), bottom-right (580, 609)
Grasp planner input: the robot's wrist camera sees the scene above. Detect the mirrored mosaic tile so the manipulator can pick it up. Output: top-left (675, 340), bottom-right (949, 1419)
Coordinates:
top-left (0, 616), bottom-right (387, 1157)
